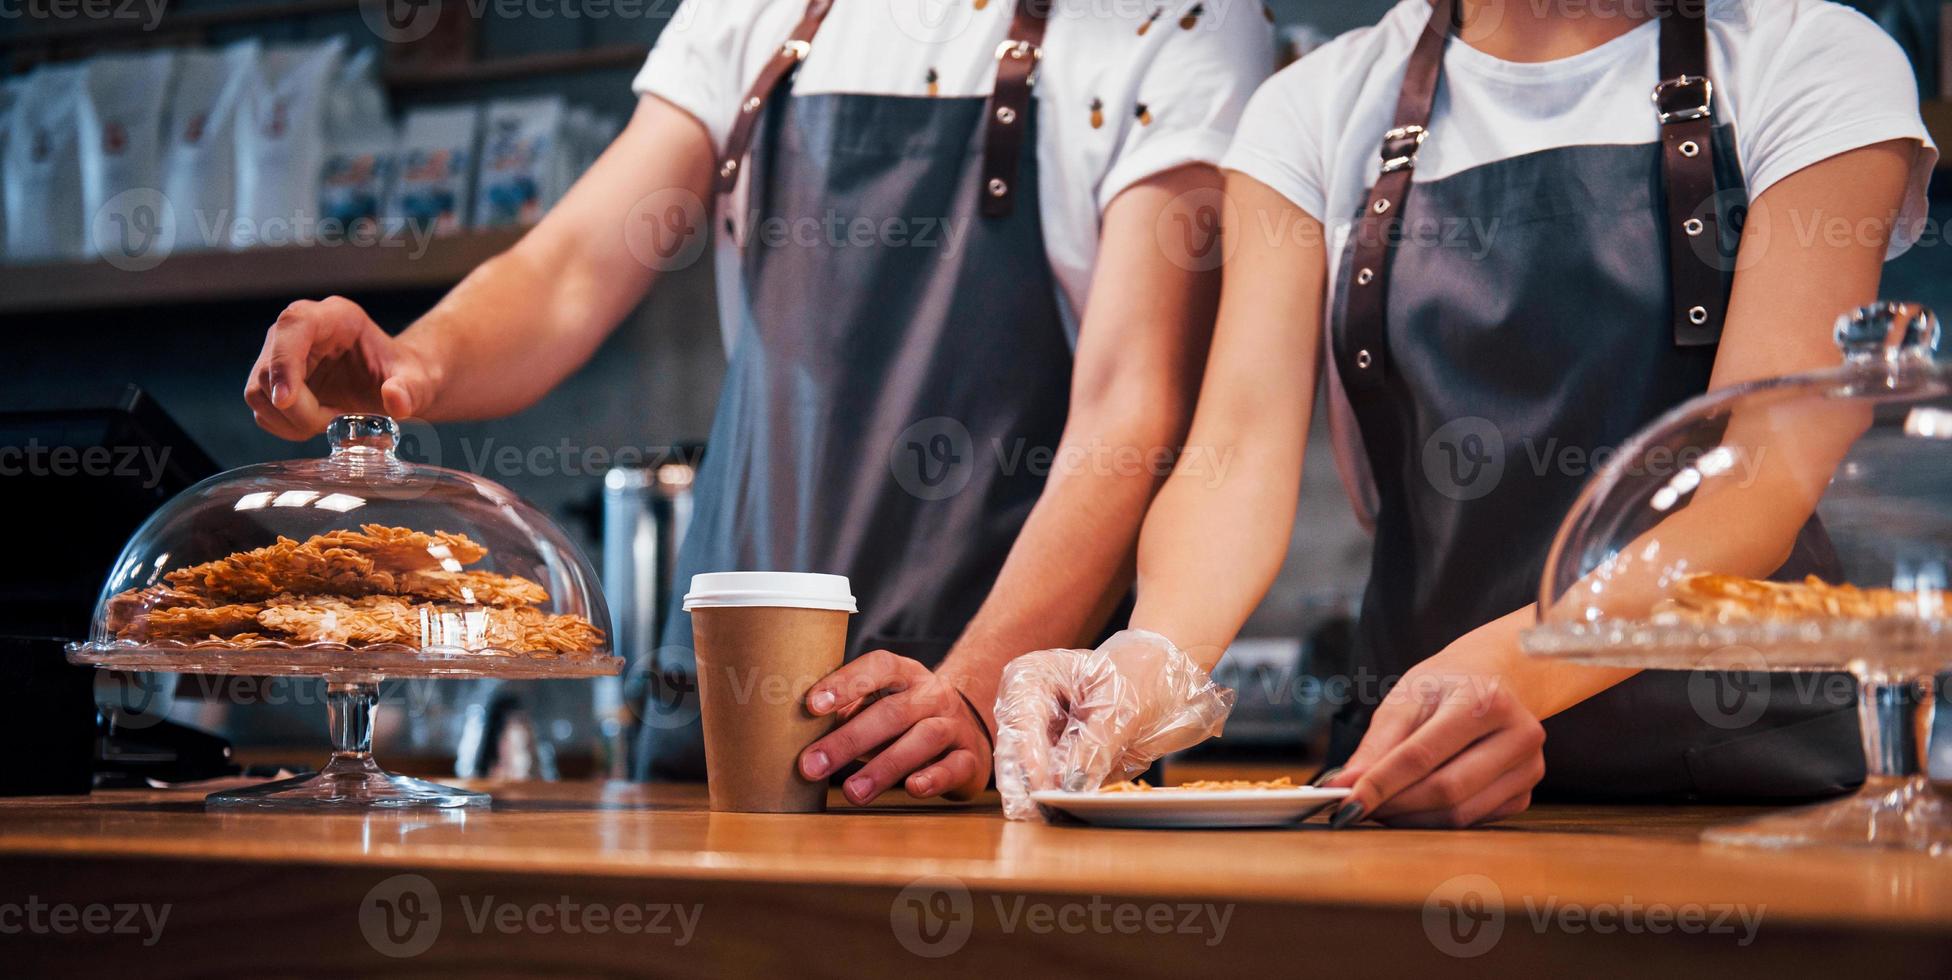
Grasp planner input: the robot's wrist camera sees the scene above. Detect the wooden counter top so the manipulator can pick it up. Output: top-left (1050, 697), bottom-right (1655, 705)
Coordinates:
top-left (3, 780), bottom-right (1949, 976)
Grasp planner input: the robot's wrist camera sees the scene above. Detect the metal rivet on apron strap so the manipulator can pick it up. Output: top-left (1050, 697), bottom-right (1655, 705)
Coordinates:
top-left (995, 106), bottom-right (1016, 125)
top-left (720, 159), bottom-right (739, 179)
top-left (1683, 217), bottom-right (1704, 236)
top-left (1355, 349), bottom-right (1373, 369)
top-left (988, 178), bottom-right (1008, 197)
top-left (1356, 267), bottom-right (1375, 286)
top-left (1372, 199), bottom-right (1392, 215)
top-left (1689, 305), bottom-right (1709, 325)
top-left (1678, 140), bottom-right (1699, 158)
top-left (743, 96), bottom-right (762, 114)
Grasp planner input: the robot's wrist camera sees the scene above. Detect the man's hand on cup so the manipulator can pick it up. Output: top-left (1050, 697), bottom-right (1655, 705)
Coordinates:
top-left (243, 295), bottom-right (438, 440)
top-left (798, 651), bottom-right (993, 806)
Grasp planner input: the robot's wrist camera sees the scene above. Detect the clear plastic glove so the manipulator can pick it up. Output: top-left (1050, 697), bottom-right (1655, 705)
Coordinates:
top-left (992, 629), bottom-right (1236, 821)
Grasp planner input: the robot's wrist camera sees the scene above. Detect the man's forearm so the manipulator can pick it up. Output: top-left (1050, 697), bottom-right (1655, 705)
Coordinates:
top-left (398, 238), bottom-right (617, 420)
top-left (398, 93), bottom-right (716, 421)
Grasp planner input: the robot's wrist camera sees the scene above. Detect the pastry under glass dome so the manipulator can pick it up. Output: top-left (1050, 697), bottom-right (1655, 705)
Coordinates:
top-left (67, 414), bottom-right (618, 809)
top-left (1523, 302), bottom-right (1951, 852)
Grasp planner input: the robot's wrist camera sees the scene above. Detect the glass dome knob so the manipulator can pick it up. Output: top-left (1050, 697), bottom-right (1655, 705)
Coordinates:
top-left (1834, 302), bottom-right (1939, 363)
top-left (326, 414), bottom-right (401, 456)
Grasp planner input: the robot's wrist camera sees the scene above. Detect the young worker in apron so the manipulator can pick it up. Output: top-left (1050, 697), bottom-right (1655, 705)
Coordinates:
top-left (991, 0), bottom-right (1934, 824)
top-left (242, 0), bottom-right (1269, 801)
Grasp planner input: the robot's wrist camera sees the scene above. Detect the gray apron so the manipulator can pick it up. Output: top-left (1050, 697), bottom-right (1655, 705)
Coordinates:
top-left (1324, 3), bottom-right (1861, 801)
top-left (638, 4), bottom-right (1072, 778)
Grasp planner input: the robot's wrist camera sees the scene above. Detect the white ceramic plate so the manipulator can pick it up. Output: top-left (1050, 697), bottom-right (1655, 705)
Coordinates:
top-left (1029, 786), bottom-right (1351, 829)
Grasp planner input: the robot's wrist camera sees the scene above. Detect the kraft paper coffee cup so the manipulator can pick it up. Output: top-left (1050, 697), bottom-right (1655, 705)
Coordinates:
top-left (684, 572), bottom-right (856, 813)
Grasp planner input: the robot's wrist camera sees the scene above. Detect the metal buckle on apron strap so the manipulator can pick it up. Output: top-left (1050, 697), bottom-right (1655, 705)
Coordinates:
top-left (1379, 125), bottom-right (1427, 174)
top-left (1651, 75), bottom-right (1712, 125)
top-left (994, 38), bottom-right (1042, 85)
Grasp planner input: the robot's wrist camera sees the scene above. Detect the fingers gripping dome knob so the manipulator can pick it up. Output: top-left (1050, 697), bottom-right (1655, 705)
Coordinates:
top-left (1523, 303), bottom-right (1952, 852)
top-left (73, 415), bottom-right (612, 674)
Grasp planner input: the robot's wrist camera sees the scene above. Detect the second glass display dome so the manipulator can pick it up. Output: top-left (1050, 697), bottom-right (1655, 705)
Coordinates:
top-left (1523, 302), bottom-right (1951, 852)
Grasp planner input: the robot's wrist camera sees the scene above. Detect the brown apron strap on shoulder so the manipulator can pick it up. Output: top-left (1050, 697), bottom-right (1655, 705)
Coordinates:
top-left (1655, 3), bottom-right (1724, 346)
top-left (715, 0), bottom-right (837, 196)
top-left (1339, 0), bottom-right (1456, 391)
top-left (980, 0), bottom-right (1052, 219)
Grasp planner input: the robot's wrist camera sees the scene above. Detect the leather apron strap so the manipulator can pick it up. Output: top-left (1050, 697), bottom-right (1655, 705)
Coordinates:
top-left (981, 0), bottom-right (1051, 218)
top-left (1654, 1), bottom-right (1725, 345)
top-left (716, 0), bottom-right (835, 194)
top-left (713, 0), bottom-right (1050, 219)
top-left (1338, 0), bottom-right (1724, 392)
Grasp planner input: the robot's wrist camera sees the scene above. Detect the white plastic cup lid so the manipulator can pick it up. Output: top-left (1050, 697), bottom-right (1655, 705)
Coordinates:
top-left (682, 572), bottom-right (857, 613)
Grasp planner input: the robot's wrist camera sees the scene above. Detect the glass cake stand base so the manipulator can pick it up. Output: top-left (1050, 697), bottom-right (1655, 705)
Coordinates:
top-left (207, 679), bottom-right (487, 810)
top-left (1704, 776), bottom-right (1952, 855)
top-left (1707, 671), bottom-right (1946, 854)
top-left (208, 755), bottom-right (488, 810)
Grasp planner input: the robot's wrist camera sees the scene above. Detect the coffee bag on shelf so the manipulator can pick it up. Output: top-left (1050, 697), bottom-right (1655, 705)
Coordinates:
top-left (161, 40), bottom-right (258, 252)
top-left (232, 36), bottom-right (345, 250)
top-left (473, 96), bottom-right (569, 229)
top-left (0, 76), bottom-right (26, 260)
top-left (318, 48), bottom-right (397, 237)
top-left (78, 50), bottom-right (177, 263)
top-left (3, 64), bottom-right (88, 262)
top-left (387, 104), bottom-right (478, 237)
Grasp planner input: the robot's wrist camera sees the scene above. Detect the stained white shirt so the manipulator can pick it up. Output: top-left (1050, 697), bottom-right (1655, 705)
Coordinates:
top-left (634, 0), bottom-right (1276, 346)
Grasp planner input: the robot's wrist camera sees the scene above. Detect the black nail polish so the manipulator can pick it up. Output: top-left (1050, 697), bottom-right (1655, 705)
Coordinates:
top-left (1329, 801), bottom-right (1366, 829)
top-left (1309, 766), bottom-right (1344, 788)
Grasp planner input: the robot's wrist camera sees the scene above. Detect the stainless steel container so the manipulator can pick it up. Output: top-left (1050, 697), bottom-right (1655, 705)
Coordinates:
top-left (600, 452), bottom-right (699, 776)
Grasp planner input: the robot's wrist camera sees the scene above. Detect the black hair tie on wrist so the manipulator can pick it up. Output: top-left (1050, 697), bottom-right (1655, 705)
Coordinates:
top-left (953, 686), bottom-right (995, 751)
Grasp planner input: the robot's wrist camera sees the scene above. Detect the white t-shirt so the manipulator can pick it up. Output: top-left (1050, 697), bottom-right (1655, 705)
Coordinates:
top-left (1221, 0), bottom-right (1936, 528)
top-left (634, 0), bottom-right (1275, 346)
top-left (1224, 0), bottom-right (1936, 284)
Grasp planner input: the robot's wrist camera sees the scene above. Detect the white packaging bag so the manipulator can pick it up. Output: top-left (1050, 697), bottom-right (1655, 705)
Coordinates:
top-left (161, 40), bottom-right (258, 252)
top-left (3, 64), bottom-right (88, 262)
top-left (473, 96), bottom-right (567, 229)
top-left (318, 48), bottom-right (397, 238)
top-left (564, 105), bottom-right (597, 183)
top-left (387, 104), bottom-right (477, 237)
top-left (78, 50), bottom-right (176, 263)
top-left (232, 36), bottom-right (345, 249)
top-left (0, 75), bottom-right (27, 259)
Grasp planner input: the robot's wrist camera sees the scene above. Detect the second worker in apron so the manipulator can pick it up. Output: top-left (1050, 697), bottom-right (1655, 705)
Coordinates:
top-left (990, 0), bottom-right (1935, 824)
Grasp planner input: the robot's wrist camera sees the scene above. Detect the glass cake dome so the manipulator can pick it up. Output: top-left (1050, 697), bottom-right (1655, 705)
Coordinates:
top-left (1523, 302), bottom-right (1951, 852)
top-left (68, 414), bottom-right (618, 809)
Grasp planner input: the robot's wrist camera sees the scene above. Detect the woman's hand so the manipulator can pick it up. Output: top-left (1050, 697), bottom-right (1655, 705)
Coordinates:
top-left (797, 651), bottom-right (994, 806)
top-left (1325, 641), bottom-right (1546, 829)
top-left (243, 296), bottom-right (441, 440)
top-left (993, 630), bottom-right (1235, 820)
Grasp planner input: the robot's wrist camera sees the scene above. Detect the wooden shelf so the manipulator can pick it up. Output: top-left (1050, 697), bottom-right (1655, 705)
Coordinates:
top-left (383, 44), bottom-right (652, 91)
top-left (0, 227), bottom-right (525, 317)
